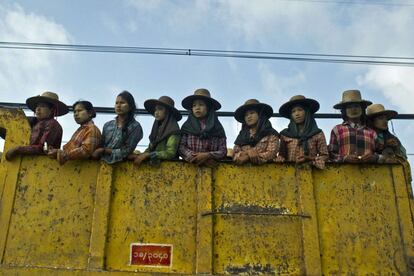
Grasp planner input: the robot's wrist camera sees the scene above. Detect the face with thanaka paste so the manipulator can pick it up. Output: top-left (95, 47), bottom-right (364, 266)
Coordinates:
top-left (291, 105), bottom-right (306, 124)
top-left (345, 103), bottom-right (363, 120)
top-left (154, 105), bottom-right (167, 121)
top-left (35, 102), bottom-right (53, 120)
top-left (73, 103), bottom-right (91, 125)
top-left (192, 99), bottom-right (208, 119)
top-left (115, 96), bottom-right (130, 116)
top-left (373, 114), bottom-right (389, 131)
top-left (244, 109), bottom-right (259, 127)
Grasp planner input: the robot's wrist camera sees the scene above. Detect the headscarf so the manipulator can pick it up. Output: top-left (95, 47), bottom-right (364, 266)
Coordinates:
top-left (148, 111), bottom-right (180, 150)
top-left (181, 106), bottom-right (226, 139)
top-left (234, 108), bottom-right (278, 146)
top-left (280, 105), bottom-right (321, 155)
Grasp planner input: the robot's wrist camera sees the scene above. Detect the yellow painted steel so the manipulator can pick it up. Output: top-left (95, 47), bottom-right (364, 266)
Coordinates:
top-left (0, 108), bottom-right (413, 275)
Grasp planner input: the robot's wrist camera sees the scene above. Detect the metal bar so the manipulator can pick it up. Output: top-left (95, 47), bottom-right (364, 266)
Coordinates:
top-left (1, 102), bottom-right (414, 119)
top-left (201, 211), bottom-right (311, 218)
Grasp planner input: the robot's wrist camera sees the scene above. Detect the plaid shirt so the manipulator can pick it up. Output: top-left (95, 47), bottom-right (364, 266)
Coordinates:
top-left (101, 119), bottom-right (143, 164)
top-left (62, 121), bottom-right (101, 160)
top-left (329, 122), bottom-right (378, 162)
top-left (276, 132), bottom-right (328, 169)
top-left (18, 118), bottom-right (63, 155)
top-left (179, 133), bottom-right (227, 162)
top-left (233, 134), bottom-right (279, 164)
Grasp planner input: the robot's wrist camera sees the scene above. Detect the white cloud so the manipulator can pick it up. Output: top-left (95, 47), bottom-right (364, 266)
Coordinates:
top-left (259, 63), bottom-right (306, 103)
top-left (0, 3), bottom-right (72, 101)
top-left (126, 0), bottom-right (162, 11)
top-left (358, 67), bottom-right (414, 113)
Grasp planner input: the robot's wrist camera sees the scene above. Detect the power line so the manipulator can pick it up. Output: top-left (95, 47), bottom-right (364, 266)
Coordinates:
top-left (1, 102), bottom-right (414, 120)
top-left (277, 0), bottom-right (414, 7)
top-left (1, 41), bottom-right (414, 67)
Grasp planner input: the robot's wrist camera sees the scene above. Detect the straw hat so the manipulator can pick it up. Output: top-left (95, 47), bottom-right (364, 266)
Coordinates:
top-left (182, 88), bottom-right (221, 111)
top-left (144, 96), bottom-right (182, 121)
top-left (234, 99), bottom-right (273, 123)
top-left (333, 90), bottom-right (372, 110)
top-left (26, 91), bottom-right (69, 116)
top-left (366, 103), bottom-right (398, 120)
top-left (279, 95), bottom-right (320, 118)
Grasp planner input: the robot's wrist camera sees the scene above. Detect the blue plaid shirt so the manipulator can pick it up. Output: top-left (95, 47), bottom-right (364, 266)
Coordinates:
top-left (101, 118), bottom-right (143, 164)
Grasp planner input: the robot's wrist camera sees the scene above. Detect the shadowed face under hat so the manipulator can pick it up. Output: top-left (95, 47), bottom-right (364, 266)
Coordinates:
top-left (234, 99), bottom-right (273, 123)
top-left (366, 103), bottom-right (397, 120)
top-left (333, 90), bottom-right (372, 110)
top-left (144, 96), bottom-right (182, 121)
top-left (181, 88), bottom-right (221, 111)
top-left (26, 91), bottom-right (69, 116)
top-left (279, 95), bottom-right (320, 119)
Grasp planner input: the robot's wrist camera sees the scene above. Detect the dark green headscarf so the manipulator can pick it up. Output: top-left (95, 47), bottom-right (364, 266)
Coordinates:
top-left (234, 109), bottom-right (279, 146)
top-left (181, 108), bottom-right (226, 139)
top-left (148, 111), bottom-right (180, 151)
top-left (280, 106), bottom-right (321, 155)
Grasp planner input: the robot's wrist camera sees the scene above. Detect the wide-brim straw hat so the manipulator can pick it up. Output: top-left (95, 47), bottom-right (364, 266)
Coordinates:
top-left (333, 89), bottom-right (372, 110)
top-left (144, 96), bottom-right (182, 121)
top-left (182, 88), bottom-right (221, 111)
top-left (279, 95), bottom-right (320, 118)
top-left (366, 103), bottom-right (398, 120)
top-left (26, 91), bottom-right (69, 116)
top-left (234, 99), bottom-right (273, 123)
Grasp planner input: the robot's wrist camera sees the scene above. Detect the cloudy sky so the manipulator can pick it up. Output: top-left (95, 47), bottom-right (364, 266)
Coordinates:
top-left (1, 0), bottom-right (414, 165)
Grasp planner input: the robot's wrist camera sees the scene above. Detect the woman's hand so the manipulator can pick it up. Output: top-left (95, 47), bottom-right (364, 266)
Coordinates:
top-left (91, 148), bottom-right (105, 160)
top-left (133, 152), bottom-right (150, 167)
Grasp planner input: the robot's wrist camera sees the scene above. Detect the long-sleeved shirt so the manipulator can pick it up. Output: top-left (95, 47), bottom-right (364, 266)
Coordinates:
top-left (376, 132), bottom-right (407, 160)
top-left (61, 121), bottom-right (101, 160)
top-left (233, 134), bottom-right (279, 165)
top-left (18, 117), bottom-right (63, 155)
top-left (179, 134), bottom-right (227, 162)
top-left (101, 119), bottom-right (143, 164)
top-left (145, 134), bottom-right (180, 162)
top-left (277, 132), bottom-right (328, 169)
top-left (329, 122), bottom-right (378, 162)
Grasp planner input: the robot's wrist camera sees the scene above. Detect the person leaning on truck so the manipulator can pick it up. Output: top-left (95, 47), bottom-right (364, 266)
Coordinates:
top-left (48, 100), bottom-right (101, 165)
top-left (130, 96), bottom-right (181, 167)
top-left (328, 89), bottom-right (379, 163)
top-left (276, 95), bottom-right (329, 169)
top-left (5, 91), bottom-right (68, 161)
top-left (232, 99), bottom-right (279, 165)
top-left (178, 88), bottom-right (227, 167)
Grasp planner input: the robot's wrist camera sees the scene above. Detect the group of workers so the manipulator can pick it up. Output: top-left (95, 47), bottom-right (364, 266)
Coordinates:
top-left (0, 88), bottom-right (408, 170)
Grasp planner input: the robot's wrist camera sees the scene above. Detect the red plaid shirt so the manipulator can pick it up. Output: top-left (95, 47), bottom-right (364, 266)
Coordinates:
top-left (18, 118), bottom-right (63, 155)
top-left (233, 134), bottom-right (279, 164)
top-left (62, 121), bottom-right (101, 160)
top-left (179, 133), bottom-right (227, 162)
top-left (329, 122), bottom-right (378, 162)
top-left (276, 132), bottom-right (328, 169)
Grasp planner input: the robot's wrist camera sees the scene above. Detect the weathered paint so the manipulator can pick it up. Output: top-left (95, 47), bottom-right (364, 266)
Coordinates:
top-left (0, 108), bottom-right (413, 275)
top-left (314, 164), bottom-right (414, 275)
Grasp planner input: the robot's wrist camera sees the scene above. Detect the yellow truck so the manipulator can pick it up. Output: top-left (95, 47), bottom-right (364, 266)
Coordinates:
top-left (0, 107), bottom-right (413, 275)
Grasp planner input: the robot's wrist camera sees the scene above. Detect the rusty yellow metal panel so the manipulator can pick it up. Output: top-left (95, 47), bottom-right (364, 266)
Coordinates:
top-left (105, 161), bottom-right (199, 273)
top-left (212, 164), bottom-right (305, 275)
top-left (0, 106), bottom-right (413, 275)
top-left (314, 164), bottom-right (410, 274)
top-left (2, 157), bottom-right (99, 269)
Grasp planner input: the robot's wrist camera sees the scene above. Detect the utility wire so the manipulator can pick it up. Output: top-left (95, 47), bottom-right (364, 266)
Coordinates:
top-left (277, 0), bottom-right (414, 6)
top-left (1, 41), bottom-right (414, 67)
top-left (1, 102), bottom-right (414, 119)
